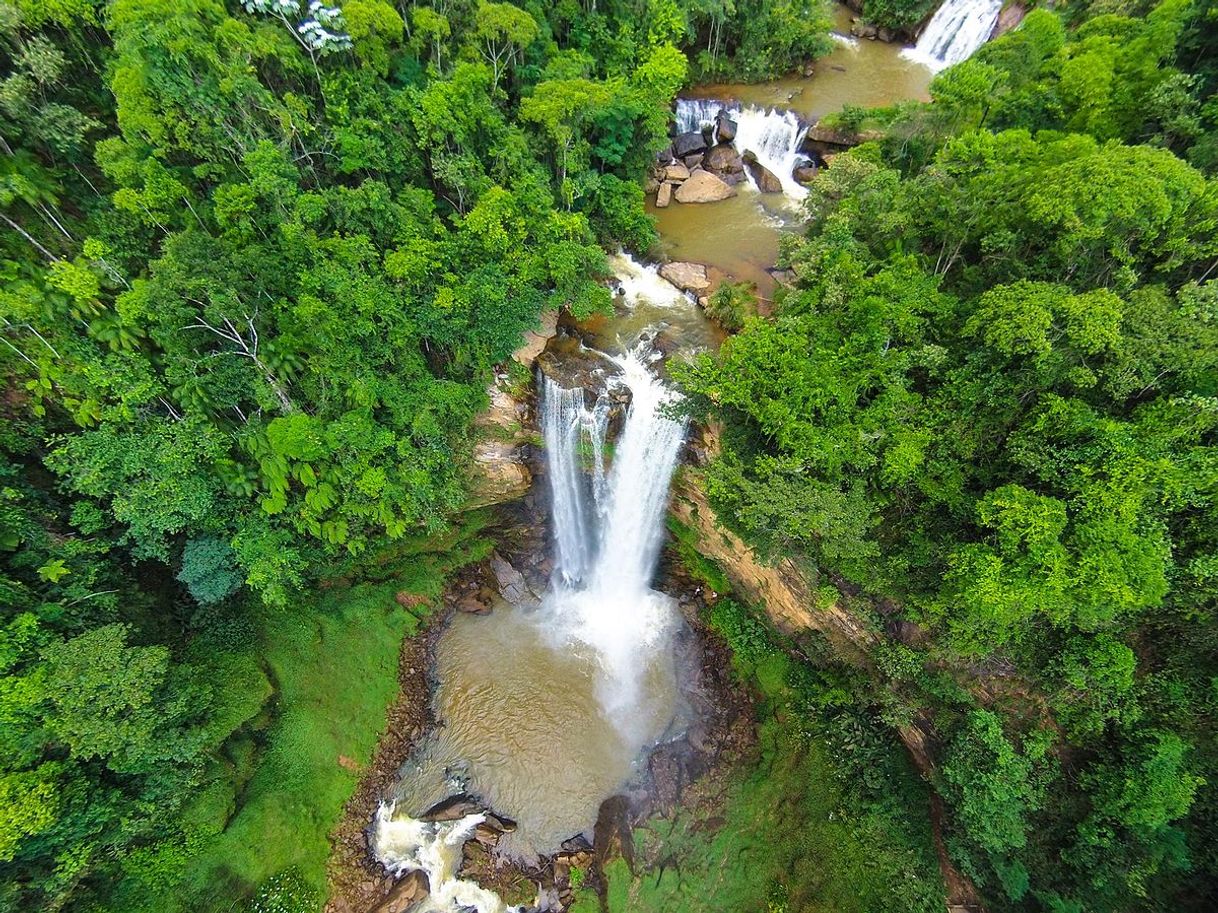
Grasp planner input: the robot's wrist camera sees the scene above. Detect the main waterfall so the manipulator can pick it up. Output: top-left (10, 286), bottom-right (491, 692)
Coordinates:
top-left (372, 342), bottom-right (687, 912)
top-left (902, 0), bottom-right (1001, 71)
top-left (541, 348), bottom-right (687, 729)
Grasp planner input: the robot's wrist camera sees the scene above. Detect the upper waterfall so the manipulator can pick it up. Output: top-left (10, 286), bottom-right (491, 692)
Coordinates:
top-left (902, 0), bottom-right (1001, 72)
top-left (673, 99), bottom-right (810, 200)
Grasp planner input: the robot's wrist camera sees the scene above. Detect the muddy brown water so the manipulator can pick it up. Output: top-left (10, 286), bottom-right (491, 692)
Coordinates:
top-left (654, 2), bottom-right (932, 298)
top-left (388, 600), bottom-right (683, 860)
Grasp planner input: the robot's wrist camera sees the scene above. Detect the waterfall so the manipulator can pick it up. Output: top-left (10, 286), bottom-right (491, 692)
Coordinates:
top-left (902, 0), bottom-right (1001, 72)
top-left (674, 97), bottom-right (726, 134)
top-left (540, 380), bottom-right (609, 586)
top-left (673, 98), bottom-right (809, 200)
top-left (372, 344), bottom-right (687, 911)
top-left (543, 345), bottom-right (686, 729)
top-left (732, 106), bottom-right (810, 200)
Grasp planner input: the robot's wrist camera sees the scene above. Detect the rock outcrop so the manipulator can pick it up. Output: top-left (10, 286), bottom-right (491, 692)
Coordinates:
top-left (742, 151), bottom-right (783, 193)
top-left (703, 144), bottom-right (747, 183)
top-left (511, 309), bottom-right (558, 367)
top-left (674, 170), bottom-right (736, 203)
top-left (466, 378), bottom-right (533, 509)
top-left (369, 870), bottom-right (428, 913)
top-left (673, 131), bottom-right (708, 157)
top-left (659, 261), bottom-right (711, 296)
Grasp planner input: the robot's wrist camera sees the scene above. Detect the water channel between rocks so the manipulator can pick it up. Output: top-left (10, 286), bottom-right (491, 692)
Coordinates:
top-left (654, 2), bottom-right (934, 299)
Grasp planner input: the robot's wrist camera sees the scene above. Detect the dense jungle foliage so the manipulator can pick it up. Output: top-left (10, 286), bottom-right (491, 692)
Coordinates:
top-left (0, 1), bottom-right (831, 911)
top-left (677, 0), bottom-right (1218, 910)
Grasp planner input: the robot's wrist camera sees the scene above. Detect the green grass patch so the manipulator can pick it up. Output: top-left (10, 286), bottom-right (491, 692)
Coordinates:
top-left (112, 521), bottom-right (493, 913)
top-left (171, 581), bottom-right (419, 912)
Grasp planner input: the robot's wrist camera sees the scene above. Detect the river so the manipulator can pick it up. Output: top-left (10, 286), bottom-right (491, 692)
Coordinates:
top-left (651, 2), bottom-right (932, 299)
top-left (368, 4), bottom-right (981, 909)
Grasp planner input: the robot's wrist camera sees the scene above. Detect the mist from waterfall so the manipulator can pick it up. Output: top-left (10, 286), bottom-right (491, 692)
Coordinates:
top-left (673, 98), bottom-right (810, 200)
top-left (902, 0), bottom-right (1001, 72)
top-left (541, 346), bottom-right (687, 731)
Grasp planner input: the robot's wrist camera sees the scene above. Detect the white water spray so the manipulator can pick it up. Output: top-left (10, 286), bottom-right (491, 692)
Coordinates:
top-left (373, 806), bottom-right (508, 913)
top-left (733, 106), bottom-right (810, 199)
top-left (541, 346), bottom-right (686, 729)
top-left (902, 0), bottom-right (1001, 72)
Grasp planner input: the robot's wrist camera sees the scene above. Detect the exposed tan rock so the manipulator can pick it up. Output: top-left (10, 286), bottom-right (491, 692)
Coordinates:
top-left (659, 261), bottom-right (711, 295)
top-left (467, 441), bottom-right (531, 508)
top-left (656, 181), bottom-right (673, 208)
top-left (511, 309), bottom-right (558, 366)
top-left (673, 170), bottom-right (736, 203)
top-left (663, 162), bottom-right (690, 182)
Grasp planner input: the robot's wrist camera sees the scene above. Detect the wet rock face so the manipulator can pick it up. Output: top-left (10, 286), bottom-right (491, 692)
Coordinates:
top-left (674, 170), bottom-right (736, 203)
top-left (714, 112), bottom-right (737, 144)
top-left (536, 336), bottom-right (622, 395)
top-left (742, 150), bottom-right (783, 193)
top-left (672, 130), bottom-right (708, 157)
top-left (369, 870), bottom-right (429, 913)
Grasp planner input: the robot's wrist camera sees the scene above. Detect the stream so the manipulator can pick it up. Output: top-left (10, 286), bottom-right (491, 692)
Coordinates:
top-left (368, 2), bottom-right (1002, 909)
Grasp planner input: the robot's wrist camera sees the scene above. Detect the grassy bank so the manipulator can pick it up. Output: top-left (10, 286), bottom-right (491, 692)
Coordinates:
top-left (107, 520), bottom-right (493, 913)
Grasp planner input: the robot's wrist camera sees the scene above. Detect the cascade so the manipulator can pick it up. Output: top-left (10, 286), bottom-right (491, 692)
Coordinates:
top-left (372, 341), bottom-right (687, 910)
top-left (674, 97), bottom-right (725, 133)
top-left (732, 106), bottom-right (810, 199)
top-left (902, 0), bottom-right (1001, 72)
top-left (673, 98), bottom-right (809, 200)
top-left (542, 346), bottom-right (686, 727)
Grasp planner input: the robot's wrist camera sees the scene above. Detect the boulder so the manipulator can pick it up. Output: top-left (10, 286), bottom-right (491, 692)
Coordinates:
top-left (659, 261), bottom-right (711, 295)
top-left (742, 151), bottom-right (783, 193)
top-left (663, 162), bottom-right (690, 182)
top-left (674, 170), bottom-right (736, 203)
top-left (703, 143), bottom-right (745, 179)
top-left (672, 131), bottom-right (708, 158)
top-left (683, 153), bottom-right (704, 170)
top-left (793, 163), bottom-right (818, 184)
top-left (420, 795), bottom-right (482, 822)
top-left (655, 181), bottom-right (673, 208)
top-left (714, 113), bottom-right (737, 144)
top-left (490, 551), bottom-right (533, 604)
top-left (371, 870), bottom-right (429, 913)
